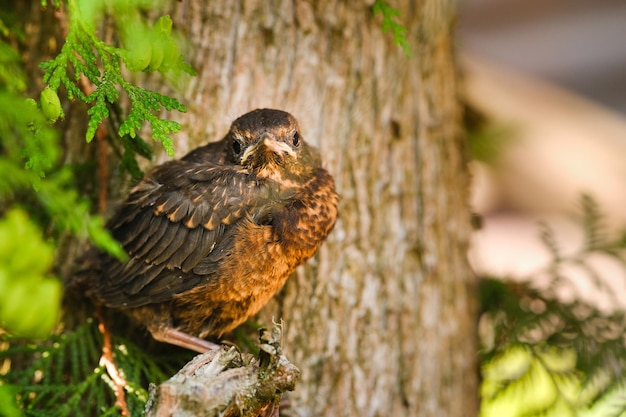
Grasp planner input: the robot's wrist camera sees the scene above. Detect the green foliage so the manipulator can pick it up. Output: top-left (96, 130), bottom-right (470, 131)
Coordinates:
top-left (0, 2), bottom-right (197, 415)
top-left (41, 0), bottom-right (61, 8)
top-left (0, 0), bottom-right (193, 351)
top-left (0, 42), bottom-right (57, 191)
top-left (480, 195), bottom-right (626, 417)
top-left (0, 11), bottom-right (124, 257)
top-left (0, 210), bottom-right (61, 338)
top-left (9, 115), bottom-right (122, 261)
top-left (39, 87), bottom-right (64, 123)
top-left (119, 132), bottom-right (154, 182)
top-left (39, 0), bottom-right (194, 156)
top-left (0, 21), bottom-right (126, 347)
top-left (0, 320), bottom-right (188, 417)
top-left (465, 103), bottom-right (518, 163)
top-left (372, 0), bottom-right (412, 57)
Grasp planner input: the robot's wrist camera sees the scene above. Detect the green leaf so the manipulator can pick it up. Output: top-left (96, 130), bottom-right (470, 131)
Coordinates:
top-left (0, 209), bottom-right (61, 338)
top-left (119, 84), bottom-right (185, 156)
top-left (85, 92), bottom-right (110, 142)
top-left (0, 385), bottom-right (24, 417)
top-left (0, 43), bottom-right (26, 92)
top-left (1, 320), bottom-right (191, 415)
top-left (372, 0), bottom-right (412, 57)
top-left (120, 134), bottom-right (153, 181)
top-left (38, 1), bottom-right (192, 156)
top-left (87, 216), bottom-right (128, 262)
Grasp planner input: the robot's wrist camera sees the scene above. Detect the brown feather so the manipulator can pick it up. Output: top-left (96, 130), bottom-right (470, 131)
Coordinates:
top-left (77, 109), bottom-right (339, 351)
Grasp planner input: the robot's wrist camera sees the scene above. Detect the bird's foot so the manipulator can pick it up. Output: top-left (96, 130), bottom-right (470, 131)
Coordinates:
top-left (150, 327), bottom-right (220, 353)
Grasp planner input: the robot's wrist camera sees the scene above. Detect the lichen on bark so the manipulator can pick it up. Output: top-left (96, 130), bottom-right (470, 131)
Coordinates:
top-left (146, 326), bottom-right (299, 417)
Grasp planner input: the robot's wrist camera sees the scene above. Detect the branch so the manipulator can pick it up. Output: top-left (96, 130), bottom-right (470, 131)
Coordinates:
top-left (145, 325), bottom-right (300, 417)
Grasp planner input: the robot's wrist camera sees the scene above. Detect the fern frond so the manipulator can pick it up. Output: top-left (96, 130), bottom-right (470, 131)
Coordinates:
top-left (580, 194), bottom-right (605, 251)
top-left (1, 319), bottom-right (188, 416)
top-left (480, 196), bottom-right (626, 416)
top-left (480, 276), bottom-right (626, 417)
top-left (372, 0), bottom-right (412, 57)
top-left (538, 221), bottom-right (561, 263)
top-left (118, 83), bottom-right (185, 156)
top-left (39, 1), bottom-right (193, 161)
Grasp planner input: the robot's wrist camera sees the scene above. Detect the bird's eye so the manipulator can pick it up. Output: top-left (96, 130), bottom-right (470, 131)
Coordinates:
top-left (292, 132), bottom-right (301, 147)
top-left (232, 139), bottom-right (242, 155)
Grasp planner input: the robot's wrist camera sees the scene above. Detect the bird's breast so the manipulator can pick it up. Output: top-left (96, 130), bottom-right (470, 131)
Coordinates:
top-left (172, 167), bottom-right (338, 338)
top-left (270, 167), bottom-right (339, 260)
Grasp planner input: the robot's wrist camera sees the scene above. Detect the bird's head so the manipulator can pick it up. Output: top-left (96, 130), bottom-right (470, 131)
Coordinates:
top-left (227, 109), bottom-right (321, 182)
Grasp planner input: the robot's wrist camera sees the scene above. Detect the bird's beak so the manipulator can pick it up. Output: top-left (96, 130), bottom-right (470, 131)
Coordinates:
top-left (241, 132), bottom-right (295, 164)
top-left (261, 134), bottom-right (296, 157)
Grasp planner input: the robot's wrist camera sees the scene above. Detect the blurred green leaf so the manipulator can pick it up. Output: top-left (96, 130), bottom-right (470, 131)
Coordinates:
top-left (479, 196), bottom-right (626, 417)
top-left (0, 385), bottom-right (23, 417)
top-left (0, 209), bottom-right (60, 338)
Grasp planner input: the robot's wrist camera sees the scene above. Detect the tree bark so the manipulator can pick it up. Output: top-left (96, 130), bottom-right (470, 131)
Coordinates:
top-left (163, 1), bottom-right (477, 416)
top-left (23, 0), bottom-right (477, 416)
top-left (146, 326), bottom-right (299, 417)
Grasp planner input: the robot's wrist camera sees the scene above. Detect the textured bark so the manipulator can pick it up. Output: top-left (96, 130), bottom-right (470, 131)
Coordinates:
top-left (146, 326), bottom-right (299, 417)
top-left (23, 0), bottom-right (477, 416)
top-left (161, 1), bottom-right (477, 416)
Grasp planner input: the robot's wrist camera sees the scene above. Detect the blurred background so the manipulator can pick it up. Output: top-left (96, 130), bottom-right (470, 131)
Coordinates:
top-left (459, 2), bottom-right (626, 416)
top-left (459, 0), bottom-right (626, 299)
top-left (461, 0), bottom-right (626, 114)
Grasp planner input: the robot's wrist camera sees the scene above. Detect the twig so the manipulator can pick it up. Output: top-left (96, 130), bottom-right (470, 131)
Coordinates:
top-left (145, 324), bottom-right (299, 417)
top-left (95, 307), bottom-right (130, 416)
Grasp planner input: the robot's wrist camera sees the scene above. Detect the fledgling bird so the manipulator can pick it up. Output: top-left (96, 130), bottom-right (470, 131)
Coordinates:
top-left (78, 109), bottom-right (339, 353)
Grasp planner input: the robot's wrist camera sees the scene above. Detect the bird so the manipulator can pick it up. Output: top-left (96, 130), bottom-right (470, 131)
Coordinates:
top-left (76, 108), bottom-right (339, 353)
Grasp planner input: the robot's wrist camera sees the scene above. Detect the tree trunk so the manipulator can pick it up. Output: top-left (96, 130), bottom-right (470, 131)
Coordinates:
top-left (164, 1), bottom-right (477, 416)
top-left (23, 0), bottom-right (477, 415)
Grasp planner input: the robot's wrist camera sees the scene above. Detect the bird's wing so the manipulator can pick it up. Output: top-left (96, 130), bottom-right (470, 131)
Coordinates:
top-left (95, 160), bottom-right (286, 307)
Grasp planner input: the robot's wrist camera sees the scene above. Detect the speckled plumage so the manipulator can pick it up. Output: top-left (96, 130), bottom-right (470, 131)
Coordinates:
top-left (81, 109), bottom-right (338, 352)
